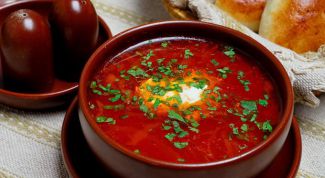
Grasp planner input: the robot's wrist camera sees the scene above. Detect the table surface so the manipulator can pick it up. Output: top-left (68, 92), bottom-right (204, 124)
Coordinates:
top-left (0, 0), bottom-right (324, 177)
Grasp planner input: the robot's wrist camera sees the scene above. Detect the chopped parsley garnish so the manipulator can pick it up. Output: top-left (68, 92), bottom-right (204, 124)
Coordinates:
top-left (210, 59), bottom-right (219, 66)
top-left (259, 94), bottom-right (269, 107)
top-left (240, 100), bottom-right (257, 112)
top-left (139, 103), bottom-right (149, 113)
top-left (157, 58), bottom-right (165, 65)
top-left (166, 95), bottom-right (182, 104)
top-left (168, 110), bottom-right (186, 123)
top-left (90, 81), bottom-right (97, 89)
top-left (184, 49), bottom-right (194, 59)
top-left (127, 67), bottom-right (149, 78)
top-left (173, 142), bottom-right (188, 149)
top-left (233, 128), bottom-right (239, 135)
top-left (153, 98), bottom-right (161, 110)
top-left (151, 85), bottom-right (167, 96)
top-left (143, 50), bottom-right (154, 60)
top-left (241, 124), bottom-right (248, 133)
top-left (134, 149), bottom-right (141, 154)
top-left (165, 133), bottom-right (176, 141)
top-left (161, 42), bottom-right (168, 48)
top-left (99, 84), bottom-right (111, 92)
top-left (178, 131), bottom-right (189, 138)
top-left (237, 71), bottom-right (250, 91)
top-left (96, 116), bottom-right (116, 125)
top-left (163, 125), bottom-right (172, 130)
top-left (158, 65), bottom-right (173, 76)
top-left (262, 121), bottom-right (273, 132)
top-left (259, 99), bottom-right (268, 107)
top-left (189, 78), bottom-right (208, 89)
top-left (217, 67), bottom-right (232, 79)
top-left (178, 64), bottom-right (188, 70)
top-left (208, 107), bottom-right (217, 111)
top-left (224, 46), bottom-right (236, 58)
top-left (177, 158), bottom-right (185, 162)
top-left (189, 127), bottom-right (199, 133)
top-left (120, 114), bottom-right (129, 119)
top-left (92, 89), bottom-right (102, 95)
top-left (104, 104), bottom-right (124, 110)
top-left (109, 94), bottom-right (121, 102)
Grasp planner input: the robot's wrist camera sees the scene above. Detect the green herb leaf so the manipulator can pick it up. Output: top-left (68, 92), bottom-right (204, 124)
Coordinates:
top-left (104, 104), bottom-right (124, 111)
top-left (140, 104), bottom-right (149, 113)
top-left (259, 99), bottom-right (268, 107)
top-left (153, 98), bottom-right (161, 110)
top-left (224, 46), bottom-right (236, 58)
top-left (99, 84), bottom-right (111, 92)
top-left (165, 133), bottom-right (176, 141)
top-left (96, 116), bottom-right (116, 124)
top-left (157, 58), bottom-right (165, 65)
top-left (173, 142), bottom-right (189, 149)
top-left (217, 67), bottom-right (232, 79)
top-left (120, 114), bottom-right (128, 119)
top-left (168, 110), bottom-right (186, 123)
top-left (241, 124), bottom-right (248, 133)
top-left (90, 81), bottom-right (97, 89)
top-left (127, 67), bottom-right (149, 78)
top-left (229, 123), bottom-right (239, 135)
top-left (143, 50), bottom-right (154, 60)
top-left (262, 121), bottom-right (273, 132)
top-left (92, 89), bottom-right (102, 95)
top-left (109, 94), bottom-right (121, 102)
top-left (134, 149), bottom-right (141, 154)
top-left (178, 64), bottom-right (188, 70)
top-left (178, 131), bottom-right (189, 138)
top-left (240, 100), bottom-right (257, 112)
top-left (161, 42), bottom-right (168, 48)
top-left (163, 125), bottom-right (172, 130)
top-left (210, 59), bottom-right (219, 66)
top-left (184, 49), bottom-right (194, 59)
top-left (177, 158), bottom-right (185, 162)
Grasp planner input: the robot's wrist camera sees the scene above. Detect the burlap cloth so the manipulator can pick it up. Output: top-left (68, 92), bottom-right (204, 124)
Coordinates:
top-left (0, 0), bottom-right (324, 177)
top-left (170, 0), bottom-right (325, 108)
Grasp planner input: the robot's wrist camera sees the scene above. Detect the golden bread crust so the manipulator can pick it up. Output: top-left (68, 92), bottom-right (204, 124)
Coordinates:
top-left (259, 0), bottom-right (325, 53)
top-left (215, 0), bottom-right (266, 31)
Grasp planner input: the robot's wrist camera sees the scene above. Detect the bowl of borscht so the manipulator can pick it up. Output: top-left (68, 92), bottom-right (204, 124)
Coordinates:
top-left (78, 21), bottom-right (294, 178)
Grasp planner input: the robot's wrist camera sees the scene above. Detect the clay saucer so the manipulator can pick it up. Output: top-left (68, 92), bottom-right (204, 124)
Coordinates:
top-left (61, 98), bottom-right (302, 178)
top-left (0, 0), bottom-right (112, 110)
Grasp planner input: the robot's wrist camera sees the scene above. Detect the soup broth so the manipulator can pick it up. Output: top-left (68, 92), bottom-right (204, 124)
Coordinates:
top-left (87, 37), bottom-right (281, 164)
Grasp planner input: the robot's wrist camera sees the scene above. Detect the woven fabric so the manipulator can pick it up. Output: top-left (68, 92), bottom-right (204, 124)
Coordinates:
top-left (171, 0), bottom-right (325, 108)
top-left (0, 0), bottom-right (324, 177)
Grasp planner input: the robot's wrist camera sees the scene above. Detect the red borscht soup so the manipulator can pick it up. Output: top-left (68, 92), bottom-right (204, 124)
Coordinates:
top-left (87, 37), bottom-right (281, 164)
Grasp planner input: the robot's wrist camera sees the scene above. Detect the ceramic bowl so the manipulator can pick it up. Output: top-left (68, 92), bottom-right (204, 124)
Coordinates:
top-left (78, 21), bottom-right (294, 178)
top-left (0, 0), bottom-right (112, 110)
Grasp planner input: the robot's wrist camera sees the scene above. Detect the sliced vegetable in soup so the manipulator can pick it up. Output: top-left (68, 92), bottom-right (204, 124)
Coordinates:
top-left (87, 37), bottom-right (281, 163)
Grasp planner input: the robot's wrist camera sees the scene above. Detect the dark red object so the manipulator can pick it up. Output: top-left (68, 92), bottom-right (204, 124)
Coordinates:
top-left (78, 21), bottom-right (294, 178)
top-left (62, 97), bottom-right (301, 178)
top-left (51, 0), bottom-right (99, 81)
top-left (1, 9), bottom-right (54, 92)
top-left (0, 0), bottom-right (112, 110)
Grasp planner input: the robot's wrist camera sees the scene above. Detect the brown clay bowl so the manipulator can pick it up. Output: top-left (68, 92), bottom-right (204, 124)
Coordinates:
top-left (0, 0), bottom-right (112, 110)
top-left (78, 21), bottom-right (294, 178)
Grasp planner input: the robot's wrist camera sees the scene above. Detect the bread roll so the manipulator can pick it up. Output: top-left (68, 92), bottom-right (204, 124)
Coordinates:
top-left (214, 0), bottom-right (266, 31)
top-left (259, 0), bottom-right (325, 53)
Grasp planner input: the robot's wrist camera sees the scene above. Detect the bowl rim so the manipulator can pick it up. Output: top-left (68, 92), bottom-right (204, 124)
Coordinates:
top-left (79, 20), bottom-right (294, 169)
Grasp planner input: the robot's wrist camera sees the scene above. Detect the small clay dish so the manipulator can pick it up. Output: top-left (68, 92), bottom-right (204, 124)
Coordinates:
top-left (78, 21), bottom-right (294, 178)
top-left (61, 97), bottom-right (301, 178)
top-left (0, 0), bottom-right (112, 110)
